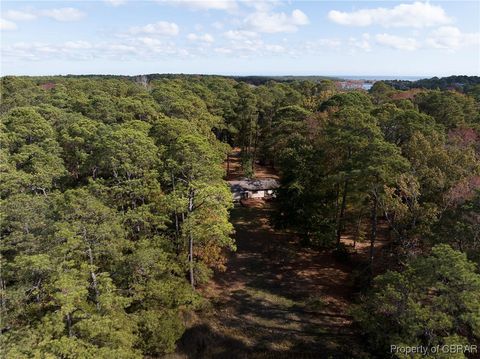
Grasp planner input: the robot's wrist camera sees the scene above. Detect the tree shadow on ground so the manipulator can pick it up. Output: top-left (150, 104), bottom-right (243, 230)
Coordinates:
top-left (222, 206), bottom-right (355, 305)
top-left (183, 205), bottom-right (371, 358)
top-left (176, 323), bottom-right (359, 359)
top-left (176, 324), bottom-right (251, 358)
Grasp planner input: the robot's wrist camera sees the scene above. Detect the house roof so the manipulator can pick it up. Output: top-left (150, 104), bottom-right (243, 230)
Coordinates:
top-left (229, 178), bottom-right (279, 192)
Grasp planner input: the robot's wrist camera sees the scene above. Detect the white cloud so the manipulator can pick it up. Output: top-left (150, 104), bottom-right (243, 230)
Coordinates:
top-left (265, 44), bottom-right (285, 53)
top-left (212, 21), bottom-right (224, 30)
top-left (426, 26), bottom-right (480, 50)
top-left (348, 33), bottom-right (372, 52)
top-left (129, 21), bottom-right (180, 36)
top-left (244, 0), bottom-right (280, 13)
top-left (40, 8), bottom-right (86, 22)
top-left (223, 30), bottom-right (258, 40)
top-left (138, 37), bottom-right (163, 47)
top-left (3, 41), bottom-right (85, 61)
top-left (328, 2), bottom-right (452, 28)
top-left (64, 40), bottom-right (93, 49)
top-left (317, 38), bottom-right (341, 48)
top-left (104, 0), bottom-right (127, 6)
top-left (0, 18), bottom-right (17, 30)
top-left (105, 44), bottom-right (137, 54)
top-left (214, 47), bottom-right (233, 55)
top-left (137, 37), bottom-right (176, 54)
top-left (2, 8), bottom-right (85, 27)
top-left (2, 37), bottom-right (189, 62)
top-left (213, 35), bottom-right (288, 57)
top-left (160, 0), bottom-right (238, 12)
top-left (245, 9), bottom-right (309, 33)
top-left (4, 10), bottom-right (37, 21)
top-left (292, 9), bottom-right (309, 26)
top-left (303, 38), bottom-right (342, 53)
top-left (187, 33), bottom-right (214, 43)
top-left (375, 33), bottom-right (420, 51)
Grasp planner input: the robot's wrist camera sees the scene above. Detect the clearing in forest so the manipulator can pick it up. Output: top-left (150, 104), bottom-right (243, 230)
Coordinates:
top-left (172, 153), bottom-right (389, 358)
top-left (176, 200), bottom-right (374, 358)
top-left (225, 148), bottom-right (279, 181)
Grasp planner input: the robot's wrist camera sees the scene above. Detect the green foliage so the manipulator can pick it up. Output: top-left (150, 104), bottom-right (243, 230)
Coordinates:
top-left (354, 245), bottom-right (480, 358)
top-left (415, 90), bottom-right (479, 128)
top-left (369, 81), bottom-right (396, 104)
top-left (319, 91), bottom-right (373, 112)
top-left (1, 76), bottom-right (234, 358)
top-left (1, 106), bottom-right (66, 195)
top-left (136, 309), bottom-right (185, 355)
top-left (433, 184), bottom-right (480, 264)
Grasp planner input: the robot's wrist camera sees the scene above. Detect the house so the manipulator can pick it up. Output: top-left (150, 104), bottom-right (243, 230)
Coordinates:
top-left (229, 178), bottom-right (279, 201)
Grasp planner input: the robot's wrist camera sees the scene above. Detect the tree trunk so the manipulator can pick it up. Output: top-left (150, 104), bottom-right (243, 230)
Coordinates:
top-left (369, 189), bottom-right (378, 272)
top-left (248, 117), bottom-right (253, 157)
top-left (188, 232), bottom-right (194, 289)
top-left (87, 245), bottom-right (101, 310)
top-left (0, 271), bottom-right (6, 316)
top-left (188, 189), bottom-right (195, 289)
top-left (336, 178), bottom-right (349, 246)
top-left (83, 227), bottom-right (100, 311)
top-left (66, 313), bottom-right (73, 337)
top-left (172, 173), bottom-right (181, 254)
top-left (174, 213), bottom-right (180, 253)
top-left (251, 125), bottom-right (260, 174)
top-left (333, 183), bottom-right (340, 241)
top-left (354, 216), bottom-right (362, 249)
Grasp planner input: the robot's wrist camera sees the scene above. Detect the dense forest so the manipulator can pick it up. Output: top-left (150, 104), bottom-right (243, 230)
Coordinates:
top-left (1, 74), bottom-right (480, 358)
top-left (383, 75), bottom-right (480, 93)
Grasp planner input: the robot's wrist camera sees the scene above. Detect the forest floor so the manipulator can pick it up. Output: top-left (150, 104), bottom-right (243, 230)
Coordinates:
top-left (225, 148), bottom-right (279, 181)
top-left (170, 151), bottom-right (390, 358)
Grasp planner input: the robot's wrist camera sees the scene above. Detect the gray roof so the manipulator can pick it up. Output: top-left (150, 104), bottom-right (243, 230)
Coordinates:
top-left (229, 178), bottom-right (279, 192)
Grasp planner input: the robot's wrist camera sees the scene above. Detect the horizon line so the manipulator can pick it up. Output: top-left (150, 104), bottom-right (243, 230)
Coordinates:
top-left (1, 73), bottom-right (478, 80)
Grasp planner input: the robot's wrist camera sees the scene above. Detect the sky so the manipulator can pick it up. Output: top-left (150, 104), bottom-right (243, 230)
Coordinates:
top-left (0, 0), bottom-right (479, 77)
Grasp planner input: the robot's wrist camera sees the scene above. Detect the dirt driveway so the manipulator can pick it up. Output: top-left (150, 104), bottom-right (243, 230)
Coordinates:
top-left (176, 202), bottom-right (370, 359)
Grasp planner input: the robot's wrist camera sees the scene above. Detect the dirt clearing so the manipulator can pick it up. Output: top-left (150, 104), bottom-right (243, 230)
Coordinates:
top-left (174, 201), bottom-right (370, 358)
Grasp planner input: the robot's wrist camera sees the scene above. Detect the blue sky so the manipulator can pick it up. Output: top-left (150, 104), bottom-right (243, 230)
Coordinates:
top-left (1, 0), bottom-right (479, 76)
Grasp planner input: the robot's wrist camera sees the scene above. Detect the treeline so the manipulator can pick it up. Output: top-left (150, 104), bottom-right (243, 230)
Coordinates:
top-left (1, 75), bottom-right (480, 357)
top-left (384, 75), bottom-right (480, 93)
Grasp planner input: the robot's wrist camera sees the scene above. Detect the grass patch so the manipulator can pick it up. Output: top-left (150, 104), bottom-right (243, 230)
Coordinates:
top-left (300, 297), bottom-right (327, 311)
top-left (242, 287), bottom-right (297, 308)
